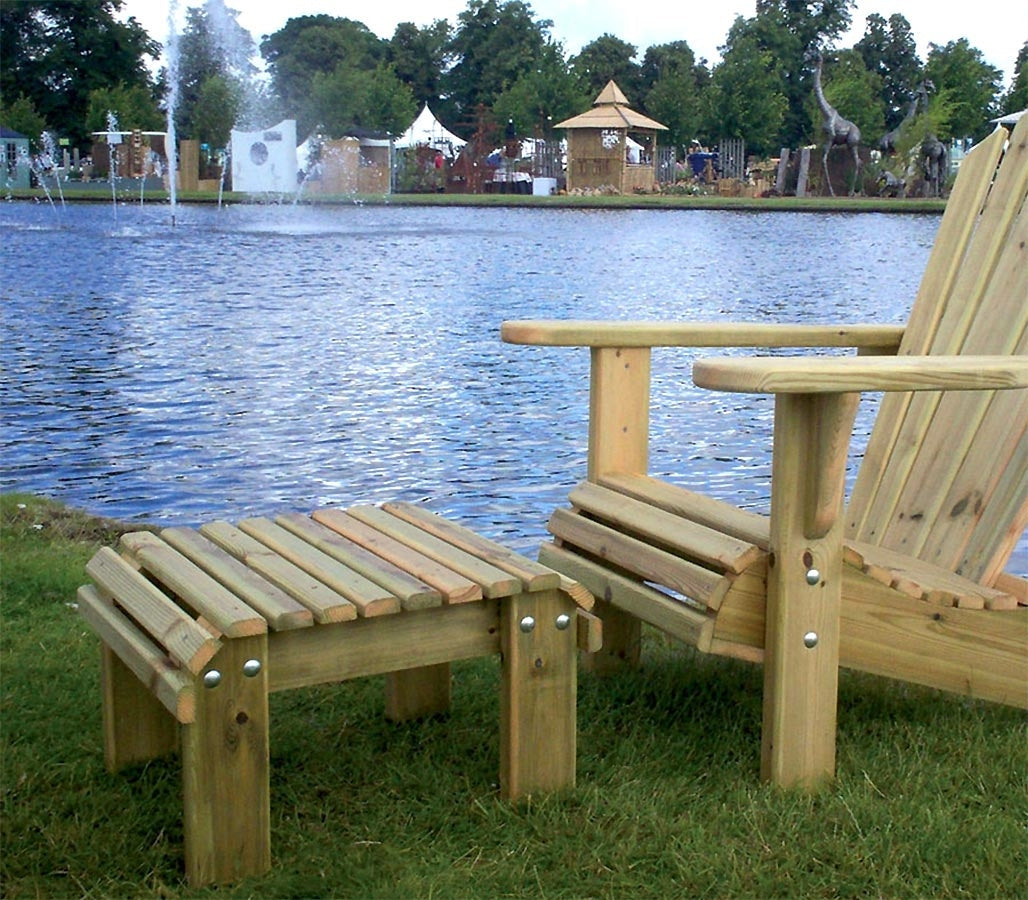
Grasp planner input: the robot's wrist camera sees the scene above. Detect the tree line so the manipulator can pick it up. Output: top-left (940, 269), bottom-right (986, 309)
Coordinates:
top-left (2, 0), bottom-right (1026, 163)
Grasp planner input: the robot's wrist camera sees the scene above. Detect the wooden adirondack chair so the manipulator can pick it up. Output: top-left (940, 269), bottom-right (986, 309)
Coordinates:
top-left (501, 114), bottom-right (1028, 789)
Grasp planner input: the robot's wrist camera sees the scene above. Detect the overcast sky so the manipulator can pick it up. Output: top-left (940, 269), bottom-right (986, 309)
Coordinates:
top-left (119, 0), bottom-right (1026, 89)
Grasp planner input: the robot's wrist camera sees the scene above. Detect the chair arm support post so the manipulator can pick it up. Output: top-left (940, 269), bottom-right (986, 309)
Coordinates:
top-left (808, 392), bottom-right (861, 538)
top-left (762, 391), bottom-right (857, 788)
top-left (588, 346), bottom-right (651, 481)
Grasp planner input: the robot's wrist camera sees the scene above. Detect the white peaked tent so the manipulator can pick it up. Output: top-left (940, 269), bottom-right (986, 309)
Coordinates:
top-left (991, 109), bottom-right (1025, 125)
top-left (395, 104), bottom-right (466, 157)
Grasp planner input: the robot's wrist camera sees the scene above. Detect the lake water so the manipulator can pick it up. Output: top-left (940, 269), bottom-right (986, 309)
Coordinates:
top-left (3, 198), bottom-right (1018, 571)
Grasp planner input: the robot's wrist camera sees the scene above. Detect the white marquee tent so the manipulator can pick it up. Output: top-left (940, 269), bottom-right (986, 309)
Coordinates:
top-left (395, 104), bottom-right (466, 157)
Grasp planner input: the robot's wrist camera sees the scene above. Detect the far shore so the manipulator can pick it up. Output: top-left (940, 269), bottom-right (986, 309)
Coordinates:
top-left (6, 186), bottom-right (947, 214)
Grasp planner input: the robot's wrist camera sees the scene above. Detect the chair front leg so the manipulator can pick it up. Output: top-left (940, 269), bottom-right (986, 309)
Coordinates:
top-left (762, 391), bottom-right (859, 788)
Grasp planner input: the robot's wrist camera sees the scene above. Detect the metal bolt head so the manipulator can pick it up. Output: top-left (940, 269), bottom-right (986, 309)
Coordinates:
top-left (555, 613), bottom-right (572, 630)
top-left (805, 568), bottom-right (821, 585)
top-left (242, 658), bottom-right (262, 678)
top-left (519, 615), bottom-right (536, 633)
top-left (203, 669), bottom-right (222, 688)
top-left (803, 631), bottom-right (819, 648)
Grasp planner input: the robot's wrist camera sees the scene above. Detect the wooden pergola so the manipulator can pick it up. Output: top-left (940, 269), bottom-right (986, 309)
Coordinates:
top-left (556, 81), bottom-right (667, 193)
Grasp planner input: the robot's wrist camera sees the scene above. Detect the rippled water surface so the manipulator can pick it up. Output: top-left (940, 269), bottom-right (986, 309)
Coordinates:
top-left (6, 199), bottom-right (1007, 565)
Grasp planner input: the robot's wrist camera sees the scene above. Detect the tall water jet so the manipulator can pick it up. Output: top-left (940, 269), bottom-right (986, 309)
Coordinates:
top-left (39, 131), bottom-right (65, 208)
top-left (27, 142), bottom-right (57, 211)
top-left (106, 111), bottom-right (120, 223)
top-left (217, 145), bottom-right (230, 209)
top-left (165, 0), bottom-right (181, 226)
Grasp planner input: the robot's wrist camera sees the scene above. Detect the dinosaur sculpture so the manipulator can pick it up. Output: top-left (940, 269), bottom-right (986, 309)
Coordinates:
top-left (814, 54), bottom-right (862, 196)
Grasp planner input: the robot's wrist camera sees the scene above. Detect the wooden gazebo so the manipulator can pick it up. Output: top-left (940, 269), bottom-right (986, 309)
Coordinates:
top-left (556, 81), bottom-right (667, 193)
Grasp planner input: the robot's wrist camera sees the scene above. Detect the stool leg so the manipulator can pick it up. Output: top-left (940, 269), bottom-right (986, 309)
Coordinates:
top-left (101, 645), bottom-right (178, 771)
top-left (385, 663), bottom-right (452, 721)
top-left (500, 589), bottom-right (577, 798)
top-left (182, 635), bottom-right (270, 886)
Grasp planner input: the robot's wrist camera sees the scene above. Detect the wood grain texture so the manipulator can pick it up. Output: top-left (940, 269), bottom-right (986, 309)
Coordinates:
top-left (501, 321), bottom-right (906, 349)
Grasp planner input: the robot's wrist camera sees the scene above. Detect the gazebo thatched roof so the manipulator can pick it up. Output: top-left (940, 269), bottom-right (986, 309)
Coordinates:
top-left (555, 80), bottom-right (667, 131)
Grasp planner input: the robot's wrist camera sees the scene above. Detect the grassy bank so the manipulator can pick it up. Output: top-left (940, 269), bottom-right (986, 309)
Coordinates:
top-left (1, 493), bottom-right (1023, 898)
top-left (5, 186), bottom-right (946, 214)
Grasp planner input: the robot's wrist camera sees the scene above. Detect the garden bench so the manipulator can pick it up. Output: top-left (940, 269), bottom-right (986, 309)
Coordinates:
top-left (78, 501), bottom-right (597, 886)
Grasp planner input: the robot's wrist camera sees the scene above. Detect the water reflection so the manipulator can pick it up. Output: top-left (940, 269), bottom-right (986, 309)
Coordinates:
top-left (5, 200), bottom-right (1016, 571)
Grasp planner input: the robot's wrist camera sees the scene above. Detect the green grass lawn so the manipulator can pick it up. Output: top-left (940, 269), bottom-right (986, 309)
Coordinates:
top-left (6, 186), bottom-right (947, 214)
top-left (1, 493), bottom-right (1024, 898)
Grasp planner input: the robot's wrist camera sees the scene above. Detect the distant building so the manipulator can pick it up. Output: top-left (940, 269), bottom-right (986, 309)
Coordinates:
top-left (2, 126), bottom-right (31, 189)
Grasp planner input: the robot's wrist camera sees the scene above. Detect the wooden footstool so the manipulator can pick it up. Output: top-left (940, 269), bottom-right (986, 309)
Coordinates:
top-left (77, 501), bottom-right (597, 886)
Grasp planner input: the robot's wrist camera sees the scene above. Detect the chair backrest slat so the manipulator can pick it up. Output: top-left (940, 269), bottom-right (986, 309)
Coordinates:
top-left (847, 115), bottom-right (1028, 584)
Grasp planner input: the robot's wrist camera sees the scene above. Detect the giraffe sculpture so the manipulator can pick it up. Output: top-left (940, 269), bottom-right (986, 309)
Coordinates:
top-left (878, 91), bottom-right (920, 155)
top-left (814, 54), bottom-right (862, 196)
top-left (917, 81), bottom-right (947, 198)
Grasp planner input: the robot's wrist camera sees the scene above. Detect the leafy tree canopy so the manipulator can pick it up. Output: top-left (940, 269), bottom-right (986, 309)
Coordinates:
top-left (1003, 41), bottom-right (1028, 114)
top-left (0, 94), bottom-right (48, 146)
top-left (174, 0), bottom-right (265, 141)
top-left (0, 0), bottom-right (159, 146)
top-left (704, 17), bottom-right (789, 156)
top-left (924, 38), bottom-right (1003, 141)
top-left (570, 34), bottom-right (640, 105)
top-left (309, 62), bottom-right (415, 138)
top-left (492, 41), bottom-right (587, 137)
top-left (441, 0), bottom-right (556, 132)
top-left (261, 14), bottom-right (384, 127)
top-left (86, 82), bottom-right (164, 134)
top-left (0, 0), bottom-right (1018, 167)
top-left (639, 42), bottom-right (704, 152)
top-left (387, 20), bottom-right (451, 110)
top-left (853, 13), bottom-right (921, 130)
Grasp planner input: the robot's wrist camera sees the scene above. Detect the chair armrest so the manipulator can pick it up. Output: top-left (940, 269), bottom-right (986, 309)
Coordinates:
top-left (693, 355), bottom-right (1028, 394)
top-left (501, 320), bottom-right (905, 351)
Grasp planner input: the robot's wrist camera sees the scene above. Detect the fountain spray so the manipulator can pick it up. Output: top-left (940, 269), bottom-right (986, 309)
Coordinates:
top-left (165, 0), bottom-right (181, 226)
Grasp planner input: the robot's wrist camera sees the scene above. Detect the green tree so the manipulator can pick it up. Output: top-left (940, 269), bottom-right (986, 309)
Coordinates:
top-left (0, 94), bottom-right (48, 146)
top-left (309, 63), bottom-right (415, 137)
top-left (853, 13), bottom-right (922, 131)
top-left (442, 0), bottom-right (554, 132)
top-left (570, 34), bottom-right (640, 104)
top-left (85, 83), bottom-right (163, 134)
top-left (639, 43), bottom-right (705, 153)
top-left (1001, 41), bottom-right (1028, 115)
top-left (387, 20), bottom-right (450, 109)
top-left (703, 19), bottom-right (789, 157)
top-left (924, 39), bottom-right (1003, 141)
top-left (261, 15), bottom-right (385, 132)
top-left (492, 42), bottom-right (586, 137)
top-left (190, 74), bottom-right (239, 150)
top-left (0, 0), bottom-right (158, 147)
top-left (174, 0), bottom-right (260, 139)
